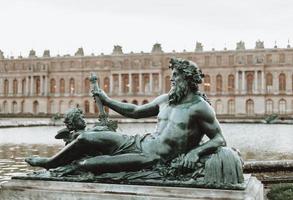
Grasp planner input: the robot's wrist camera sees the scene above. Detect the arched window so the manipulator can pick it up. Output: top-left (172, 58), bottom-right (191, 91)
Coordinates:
top-left (122, 74), bottom-right (129, 93)
top-left (227, 99), bottom-right (235, 115)
top-left (3, 101), bottom-right (8, 113)
top-left (266, 99), bottom-right (273, 114)
top-left (122, 99), bottom-right (128, 103)
top-left (279, 73), bottom-right (286, 93)
top-left (84, 78), bottom-right (90, 94)
top-left (103, 77), bottom-right (110, 93)
top-left (50, 79), bottom-right (56, 94)
top-left (60, 79), bottom-right (65, 95)
top-left (165, 76), bottom-right (171, 93)
top-left (246, 99), bottom-right (254, 115)
top-left (13, 79), bottom-right (18, 95)
top-left (246, 73), bottom-right (254, 94)
top-left (143, 74), bottom-right (150, 93)
top-left (69, 78), bottom-right (75, 95)
top-left (12, 101), bottom-right (17, 113)
top-left (4, 79), bottom-right (9, 95)
top-left (84, 100), bottom-right (90, 114)
top-left (59, 100), bottom-right (64, 113)
top-left (266, 73), bottom-right (273, 93)
top-left (228, 74), bottom-right (235, 93)
top-left (22, 79), bottom-right (26, 95)
top-left (279, 99), bottom-right (286, 114)
top-left (142, 100), bottom-right (149, 105)
top-left (21, 100), bottom-right (25, 113)
top-left (204, 74), bottom-right (211, 93)
top-left (33, 101), bottom-right (39, 114)
top-left (35, 77), bottom-right (40, 95)
top-left (216, 74), bottom-right (222, 94)
top-left (132, 100), bottom-right (138, 105)
top-left (49, 100), bottom-right (55, 114)
top-left (68, 100), bottom-right (74, 109)
top-left (132, 74), bottom-right (139, 94)
top-left (215, 99), bottom-right (223, 114)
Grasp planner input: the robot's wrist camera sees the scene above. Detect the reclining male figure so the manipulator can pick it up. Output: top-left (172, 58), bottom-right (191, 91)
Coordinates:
top-left (26, 58), bottom-right (227, 174)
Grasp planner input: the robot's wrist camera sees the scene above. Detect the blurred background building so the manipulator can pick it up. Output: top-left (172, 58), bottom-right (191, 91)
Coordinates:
top-left (0, 41), bottom-right (292, 119)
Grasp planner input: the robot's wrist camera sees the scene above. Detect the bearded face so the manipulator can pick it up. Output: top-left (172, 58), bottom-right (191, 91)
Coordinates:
top-left (168, 77), bottom-right (189, 105)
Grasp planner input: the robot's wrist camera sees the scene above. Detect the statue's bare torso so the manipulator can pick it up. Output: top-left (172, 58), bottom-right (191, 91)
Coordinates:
top-left (141, 94), bottom-right (208, 161)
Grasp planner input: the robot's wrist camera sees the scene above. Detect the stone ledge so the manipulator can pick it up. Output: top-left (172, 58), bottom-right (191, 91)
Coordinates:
top-left (0, 176), bottom-right (263, 200)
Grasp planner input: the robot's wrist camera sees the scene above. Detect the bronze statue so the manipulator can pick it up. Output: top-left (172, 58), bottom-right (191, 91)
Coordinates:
top-left (25, 58), bottom-right (244, 189)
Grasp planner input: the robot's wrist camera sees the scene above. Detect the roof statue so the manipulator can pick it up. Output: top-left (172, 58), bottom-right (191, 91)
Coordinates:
top-left (236, 41), bottom-right (245, 50)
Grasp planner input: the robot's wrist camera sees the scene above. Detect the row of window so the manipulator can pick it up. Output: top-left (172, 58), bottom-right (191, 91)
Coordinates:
top-left (2, 71), bottom-right (293, 96)
top-left (214, 99), bottom-right (289, 115)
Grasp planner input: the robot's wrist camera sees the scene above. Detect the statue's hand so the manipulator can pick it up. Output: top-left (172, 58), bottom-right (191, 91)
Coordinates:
top-left (181, 151), bottom-right (199, 170)
top-left (91, 89), bottom-right (108, 103)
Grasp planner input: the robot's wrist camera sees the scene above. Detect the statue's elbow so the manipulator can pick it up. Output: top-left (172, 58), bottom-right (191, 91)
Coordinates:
top-left (220, 137), bottom-right (227, 147)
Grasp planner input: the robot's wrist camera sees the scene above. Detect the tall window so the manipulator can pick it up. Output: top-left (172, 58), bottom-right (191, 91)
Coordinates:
top-left (228, 74), bottom-right (235, 93)
top-left (266, 73), bottom-right (273, 93)
top-left (279, 73), bottom-right (286, 93)
top-left (227, 99), bottom-right (235, 115)
top-left (165, 76), bottom-right (171, 93)
top-left (216, 74), bottom-right (222, 94)
top-left (13, 79), bottom-right (18, 95)
top-left (216, 56), bottom-right (222, 65)
top-left (84, 78), bottom-right (90, 94)
top-left (12, 101), bottom-right (17, 113)
top-left (122, 74), bottom-right (129, 93)
top-left (84, 100), bottom-right (90, 114)
top-left (228, 55), bottom-right (234, 65)
top-left (266, 99), bottom-right (273, 114)
top-left (266, 54), bottom-right (272, 64)
top-left (246, 73), bottom-right (254, 94)
top-left (22, 79), bottom-right (26, 95)
top-left (215, 99), bottom-right (223, 114)
top-left (60, 79), bottom-right (65, 95)
top-left (69, 78), bottom-right (75, 95)
top-left (132, 74), bottom-right (139, 94)
top-left (279, 99), bottom-right (286, 114)
top-left (4, 79), bottom-right (9, 95)
top-left (204, 56), bottom-right (210, 66)
top-left (279, 53), bottom-right (285, 63)
top-left (50, 79), bottom-right (56, 94)
top-left (36, 77), bottom-right (40, 95)
top-left (33, 101), bottom-right (39, 114)
top-left (103, 77), bottom-right (110, 93)
top-left (204, 75), bottom-right (211, 93)
top-left (246, 99), bottom-right (254, 115)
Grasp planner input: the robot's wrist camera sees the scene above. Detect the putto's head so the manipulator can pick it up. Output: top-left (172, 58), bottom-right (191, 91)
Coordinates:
top-left (169, 58), bottom-right (204, 90)
top-left (63, 108), bottom-right (86, 131)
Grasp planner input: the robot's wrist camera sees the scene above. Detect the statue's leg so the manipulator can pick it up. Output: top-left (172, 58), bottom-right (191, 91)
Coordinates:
top-left (25, 131), bottom-right (126, 169)
top-left (76, 153), bottom-right (160, 173)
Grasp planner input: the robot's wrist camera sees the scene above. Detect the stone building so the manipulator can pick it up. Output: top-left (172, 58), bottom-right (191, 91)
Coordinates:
top-left (0, 42), bottom-right (292, 118)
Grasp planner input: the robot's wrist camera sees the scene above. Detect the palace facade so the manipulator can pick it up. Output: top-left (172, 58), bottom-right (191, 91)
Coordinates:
top-left (0, 41), bottom-right (293, 118)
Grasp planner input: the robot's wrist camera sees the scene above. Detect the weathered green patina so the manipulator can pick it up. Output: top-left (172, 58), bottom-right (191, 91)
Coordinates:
top-left (24, 58), bottom-right (244, 189)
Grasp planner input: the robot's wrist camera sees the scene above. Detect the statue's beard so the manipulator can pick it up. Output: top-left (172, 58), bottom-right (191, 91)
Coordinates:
top-left (168, 80), bottom-right (189, 105)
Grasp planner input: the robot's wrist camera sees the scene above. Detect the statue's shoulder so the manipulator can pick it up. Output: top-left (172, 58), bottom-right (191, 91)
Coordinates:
top-left (154, 94), bottom-right (169, 104)
top-left (191, 95), bottom-right (215, 119)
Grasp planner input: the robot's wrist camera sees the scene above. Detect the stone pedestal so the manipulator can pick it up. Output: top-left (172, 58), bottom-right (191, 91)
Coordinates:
top-left (0, 176), bottom-right (263, 200)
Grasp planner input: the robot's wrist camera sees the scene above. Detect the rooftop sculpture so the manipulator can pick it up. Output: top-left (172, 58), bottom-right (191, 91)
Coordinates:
top-left (24, 58), bottom-right (244, 189)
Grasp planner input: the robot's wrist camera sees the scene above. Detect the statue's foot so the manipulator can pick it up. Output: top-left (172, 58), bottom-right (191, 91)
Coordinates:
top-left (50, 164), bottom-right (79, 177)
top-left (25, 156), bottom-right (50, 169)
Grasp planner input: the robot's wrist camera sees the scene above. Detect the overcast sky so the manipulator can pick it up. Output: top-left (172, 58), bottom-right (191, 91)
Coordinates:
top-left (0, 0), bottom-right (292, 57)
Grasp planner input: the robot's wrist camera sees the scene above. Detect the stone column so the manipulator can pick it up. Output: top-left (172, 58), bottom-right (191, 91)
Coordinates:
top-left (242, 71), bottom-right (245, 94)
top-left (0, 78), bottom-right (2, 95)
top-left (17, 78), bottom-right (22, 96)
top-left (26, 77), bottom-right (29, 96)
top-left (159, 72), bottom-right (162, 93)
top-left (110, 74), bottom-right (113, 94)
top-left (139, 73), bottom-right (143, 94)
top-left (9, 78), bottom-right (13, 96)
top-left (261, 71), bottom-right (265, 94)
top-left (118, 74), bottom-right (122, 94)
top-left (129, 73), bottom-right (132, 94)
top-left (44, 76), bottom-right (48, 96)
top-left (30, 76), bottom-right (34, 96)
top-left (235, 71), bottom-right (239, 94)
top-left (40, 75), bottom-right (43, 96)
top-left (150, 73), bottom-right (153, 93)
top-left (254, 70), bottom-right (258, 94)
